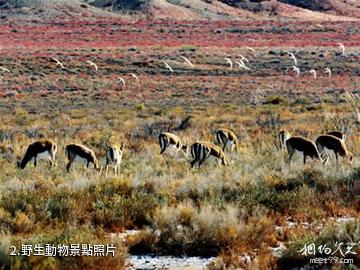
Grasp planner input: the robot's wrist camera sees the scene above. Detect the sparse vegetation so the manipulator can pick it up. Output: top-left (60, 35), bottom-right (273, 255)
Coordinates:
top-left (0, 101), bottom-right (360, 268)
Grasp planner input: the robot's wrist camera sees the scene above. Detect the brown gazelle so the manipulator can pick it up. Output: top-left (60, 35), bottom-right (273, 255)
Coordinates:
top-left (158, 132), bottom-right (188, 156)
top-left (215, 128), bottom-right (238, 153)
top-left (18, 140), bottom-right (57, 169)
top-left (105, 143), bottom-right (124, 176)
top-left (190, 141), bottom-right (229, 168)
top-left (315, 134), bottom-right (352, 167)
top-left (285, 136), bottom-right (327, 166)
top-left (278, 129), bottom-right (345, 149)
top-left (65, 144), bottom-right (101, 172)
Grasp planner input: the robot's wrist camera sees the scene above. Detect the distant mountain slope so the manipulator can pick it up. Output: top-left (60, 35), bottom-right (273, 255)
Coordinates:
top-left (279, 0), bottom-right (360, 18)
top-left (261, 1), bottom-right (359, 21)
top-left (148, 0), bottom-right (264, 20)
top-left (0, 0), bottom-right (359, 21)
top-left (85, 0), bottom-right (150, 11)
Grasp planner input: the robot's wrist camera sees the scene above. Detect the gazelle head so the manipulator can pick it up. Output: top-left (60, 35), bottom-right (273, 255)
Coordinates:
top-left (217, 146), bottom-right (230, 166)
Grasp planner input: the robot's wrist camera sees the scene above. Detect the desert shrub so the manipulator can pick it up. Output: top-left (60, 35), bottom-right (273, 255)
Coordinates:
top-left (83, 130), bottom-right (112, 153)
top-left (293, 97), bottom-right (311, 105)
top-left (46, 191), bottom-right (74, 221)
top-left (0, 177), bottom-right (163, 233)
top-left (135, 103), bottom-right (146, 112)
top-left (14, 108), bottom-right (30, 126)
top-left (238, 169), bottom-right (326, 214)
top-left (179, 45), bottom-right (198, 52)
top-left (264, 95), bottom-right (288, 105)
top-left (90, 178), bottom-right (162, 229)
top-left (129, 203), bottom-right (274, 257)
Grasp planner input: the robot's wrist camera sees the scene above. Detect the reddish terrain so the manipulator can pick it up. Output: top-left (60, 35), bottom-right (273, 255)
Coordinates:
top-left (1, 19), bottom-right (359, 51)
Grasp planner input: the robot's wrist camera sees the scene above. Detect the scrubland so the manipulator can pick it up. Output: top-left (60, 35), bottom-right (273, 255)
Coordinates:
top-left (0, 98), bottom-right (360, 269)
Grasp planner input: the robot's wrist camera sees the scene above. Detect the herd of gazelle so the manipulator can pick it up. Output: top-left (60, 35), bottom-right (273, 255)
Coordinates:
top-left (158, 128), bottom-right (237, 167)
top-left (17, 141), bottom-right (124, 175)
top-left (279, 130), bottom-right (352, 167)
top-left (16, 127), bottom-right (352, 173)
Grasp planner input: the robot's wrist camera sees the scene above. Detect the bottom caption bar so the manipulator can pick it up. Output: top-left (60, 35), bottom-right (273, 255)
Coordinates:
top-left (10, 244), bottom-right (116, 257)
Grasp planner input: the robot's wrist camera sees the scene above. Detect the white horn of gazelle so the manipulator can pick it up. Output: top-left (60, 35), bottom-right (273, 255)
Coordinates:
top-left (337, 43), bottom-right (346, 56)
top-left (86, 60), bottom-right (98, 71)
top-left (190, 141), bottom-right (229, 168)
top-left (286, 52), bottom-right (297, 66)
top-left (130, 73), bottom-right (140, 84)
top-left (291, 66), bottom-right (300, 78)
top-left (224, 58), bottom-right (233, 70)
top-left (162, 61), bottom-right (174, 73)
top-left (238, 54), bottom-right (249, 64)
top-left (65, 144), bottom-right (101, 172)
top-left (18, 140), bottom-right (57, 169)
top-left (51, 58), bottom-right (64, 69)
top-left (285, 136), bottom-right (327, 166)
top-left (118, 77), bottom-right (126, 89)
top-left (180, 56), bottom-right (194, 67)
top-left (309, 69), bottom-right (317, 79)
top-left (323, 68), bottom-right (332, 78)
top-left (0, 66), bottom-right (11, 73)
top-left (105, 143), bottom-right (124, 176)
top-left (245, 46), bottom-right (255, 53)
top-left (235, 60), bottom-right (250, 70)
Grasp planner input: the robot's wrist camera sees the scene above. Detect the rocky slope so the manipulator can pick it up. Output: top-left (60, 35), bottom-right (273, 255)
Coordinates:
top-left (0, 0), bottom-right (359, 21)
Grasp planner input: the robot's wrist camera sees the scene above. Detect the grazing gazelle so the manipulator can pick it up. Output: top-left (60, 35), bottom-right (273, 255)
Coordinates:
top-left (158, 132), bottom-right (188, 156)
top-left (278, 129), bottom-right (344, 150)
top-left (190, 141), bottom-right (229, 168)
top-left (105, 143), bottom-right (124, 176)
top-left (215, 128), bottom-right (238, 153)
top-left (65, 144), bottom-right (101, 172)
top-left (278, 130), bottom-right (291, 150)
top-left (285, 136), bottom-right (327, 166)
top-left (18, 140), bottom-right (57, 169)
top-left (315, 135), bottom-right (352, 167)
